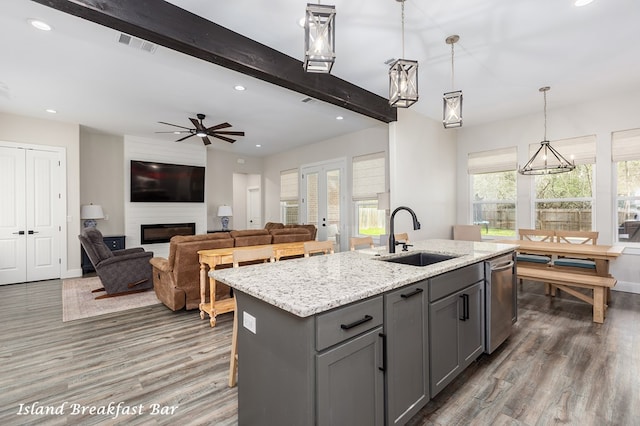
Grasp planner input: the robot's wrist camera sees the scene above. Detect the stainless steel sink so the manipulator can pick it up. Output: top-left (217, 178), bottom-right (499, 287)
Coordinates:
top-left (382, 252), bottom-right (458, 267)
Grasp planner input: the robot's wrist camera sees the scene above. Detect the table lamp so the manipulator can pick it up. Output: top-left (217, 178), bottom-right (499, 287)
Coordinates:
top-left (80, 204), bottom-right (104, 228)
top-left (217, 205), bottom-right (233, 231)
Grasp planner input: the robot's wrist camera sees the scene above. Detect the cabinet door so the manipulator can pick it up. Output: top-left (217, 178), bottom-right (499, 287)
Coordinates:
top-left (429, 292), bottom-right (461, 397)
top-left (385, 281), bottom-right (429, 425)
top-left (459, 281), bottom-right (484, 367)
top-left (317, 327), bottom-right (384, 426)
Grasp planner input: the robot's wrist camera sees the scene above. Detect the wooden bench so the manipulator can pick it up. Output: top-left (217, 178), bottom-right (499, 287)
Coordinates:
top-left (517, 266), bottom-right (616, 324)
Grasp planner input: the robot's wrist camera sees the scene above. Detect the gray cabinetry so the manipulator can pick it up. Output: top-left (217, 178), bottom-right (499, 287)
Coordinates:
top-left (429, 263), bottom-right (485, 397)
top-left (384, 280), bottom-right (429, 425)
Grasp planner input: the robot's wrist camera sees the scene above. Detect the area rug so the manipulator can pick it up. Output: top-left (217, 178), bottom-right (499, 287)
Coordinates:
top-left (62, 276), bottom-right (161, 322)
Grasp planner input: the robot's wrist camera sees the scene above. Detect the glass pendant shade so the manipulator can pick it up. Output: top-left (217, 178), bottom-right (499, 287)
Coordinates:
top-left (389, 59), bottom-right (418, 108)
top-left (304, 3), bottom-right (336, 73)
top-left (443, 90), bottom-right (463, 128)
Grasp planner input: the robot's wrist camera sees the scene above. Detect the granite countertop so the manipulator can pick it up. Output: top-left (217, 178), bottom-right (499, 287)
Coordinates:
top-left (210, 239), bottom-right (518, 318)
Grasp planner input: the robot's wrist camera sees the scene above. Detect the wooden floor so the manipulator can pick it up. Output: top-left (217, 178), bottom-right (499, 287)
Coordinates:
top-left (0, 280), bottom-right (638, 425)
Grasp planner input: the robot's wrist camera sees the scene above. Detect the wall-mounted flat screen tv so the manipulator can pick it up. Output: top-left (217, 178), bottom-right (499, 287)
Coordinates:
top-left (130, 160), bottom-right (205, 202)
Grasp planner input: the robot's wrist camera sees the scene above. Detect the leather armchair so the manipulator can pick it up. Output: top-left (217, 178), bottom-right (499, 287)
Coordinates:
top-left (79, 227), bottom-right (153, 298)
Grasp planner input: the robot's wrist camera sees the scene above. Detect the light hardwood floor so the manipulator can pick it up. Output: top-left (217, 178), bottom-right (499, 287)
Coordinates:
top-left (0, 279), bottom-right (638, 425)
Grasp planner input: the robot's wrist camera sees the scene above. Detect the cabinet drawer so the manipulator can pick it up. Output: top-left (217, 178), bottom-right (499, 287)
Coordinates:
top-left (316, 296), bottom-right (383, 351)
top-left (103, 236), bottom-right (125, 251)
top-left (430, 263), bottom-right (483, 302)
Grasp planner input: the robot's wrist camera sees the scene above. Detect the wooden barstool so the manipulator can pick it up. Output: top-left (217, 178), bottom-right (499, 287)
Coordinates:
top-left (229, 246), bottom-right (275, 388)
top-left (349, 236), bottom-right (374, 251)
top-left (303, 240), bottom-right (335, 257)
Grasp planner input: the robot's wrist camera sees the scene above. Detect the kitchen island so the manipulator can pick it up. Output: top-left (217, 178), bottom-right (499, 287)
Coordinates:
top-left (211, 239), bottom-right (516, 426)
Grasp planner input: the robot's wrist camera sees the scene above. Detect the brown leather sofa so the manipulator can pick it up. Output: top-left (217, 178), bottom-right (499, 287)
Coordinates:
top-left (150, 225), bottom-right (317, 311)
top-left (265, 222), bottom-right (317, 240)
top-left (150, 233), bottom-right (234, 311)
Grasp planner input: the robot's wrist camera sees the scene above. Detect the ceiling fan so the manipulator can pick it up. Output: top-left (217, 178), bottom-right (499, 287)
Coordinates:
top-left (156, 113), bottom-right (245, 145)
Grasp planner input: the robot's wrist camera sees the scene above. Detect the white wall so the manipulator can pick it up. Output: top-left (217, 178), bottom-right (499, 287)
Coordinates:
top-left (0, 111), bottom-right (81, 278)
top-left (390, 108), bottom-right (457, 241)
top-left (455, 89), bottom-right (640, 293)
top-left (124, 136), bottom-right (207, 259)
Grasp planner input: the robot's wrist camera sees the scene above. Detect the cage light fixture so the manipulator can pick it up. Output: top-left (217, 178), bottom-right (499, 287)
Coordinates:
top-left (389, 0), bottom-right (418, 108)
top-left (304, 2), bottom-right (336, 73)
top-left (518, 87), bottom-right (576, 175)
top-left (443, 34), bottom-right (463, 128)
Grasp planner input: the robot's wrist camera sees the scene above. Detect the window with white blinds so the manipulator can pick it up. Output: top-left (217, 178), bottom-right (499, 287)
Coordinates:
top-left (352, 152), bottom-right (385, 200)
top-left (612, 128), bottom-right (640, 162)
top-left (528, 135), bottom-right (596, 166)
top-left (280, 169), bottom-right (299, 201)
top-left (613, 128), bottom-right (640, 243)
top-left (467, 147), bottom-right (517, 174)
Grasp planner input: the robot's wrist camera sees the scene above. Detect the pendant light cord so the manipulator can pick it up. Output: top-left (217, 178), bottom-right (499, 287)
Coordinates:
top-left (401, 0), bottom-right (405, 58)
top-left (543, 89), bottom-right (548, 141)
top-left (450, 42), bottom-right (455, 89)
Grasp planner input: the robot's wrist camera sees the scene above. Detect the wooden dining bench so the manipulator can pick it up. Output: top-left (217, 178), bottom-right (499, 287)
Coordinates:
top-left (517, 266), bottom-right (616, 323)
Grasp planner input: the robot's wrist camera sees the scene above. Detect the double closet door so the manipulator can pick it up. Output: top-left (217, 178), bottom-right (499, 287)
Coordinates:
top-left (0, 145), bottom-right (62, 285)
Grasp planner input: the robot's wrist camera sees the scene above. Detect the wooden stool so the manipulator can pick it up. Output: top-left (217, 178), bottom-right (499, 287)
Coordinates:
top-left (229, 246), bottom-right (275, 388)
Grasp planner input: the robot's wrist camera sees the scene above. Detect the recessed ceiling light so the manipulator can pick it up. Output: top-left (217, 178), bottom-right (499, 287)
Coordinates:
top-left (45, 108), bottom-right (57, 114)
top-left (256, 144), bottom-right (262, 148)
top-left (173, 131), bottom-right (181, 134)
top-left (574, 0), bottom-right (594, 6)
top-left (336, 116), bottom-right (344, 120)
top-left (234, 85), bottom-right (246, 91)
top-left (29, 19), bottom-right (52, 31)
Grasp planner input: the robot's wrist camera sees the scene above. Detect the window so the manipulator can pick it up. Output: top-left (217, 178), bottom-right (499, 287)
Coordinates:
top-left (613, 128), bottom-right (640, 243)
top-left (352, 152), bottom-right (386, 236)
top-left (532, 136), bottom-right (596, 231)
top-left (468, 147), bottom-right (517, 237)
top-left (280, 169), bottom-right (299, 225)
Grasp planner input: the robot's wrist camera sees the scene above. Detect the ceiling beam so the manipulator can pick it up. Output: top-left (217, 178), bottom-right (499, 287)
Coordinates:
top-left (32, 0), bottom-right (397, 123)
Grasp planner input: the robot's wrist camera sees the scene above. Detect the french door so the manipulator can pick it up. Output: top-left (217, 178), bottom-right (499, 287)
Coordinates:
top-left (301, 159), bottom-right (346, 252)
top-left (0, 145), bottom-right (62, 285)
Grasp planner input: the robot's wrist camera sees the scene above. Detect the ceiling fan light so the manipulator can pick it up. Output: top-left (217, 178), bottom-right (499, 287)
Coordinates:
top-left (389, 59), bottom-right (419, 108)
top-left (443, 90), bottom-right (463, 128)
top-left (303, 3), bottom-right (336, 73)
top-left (196, 130), bottom-right (207, 137)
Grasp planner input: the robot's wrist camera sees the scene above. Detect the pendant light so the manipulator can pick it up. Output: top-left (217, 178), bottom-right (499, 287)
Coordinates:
top-left (303, 2), bottom-right (336, 73)
top-left (443, 34), bottom-right (463, 128)
top-left (389, 0), bottom-right (418, 108)
top-left (519, 87), bottom-right (576, 175)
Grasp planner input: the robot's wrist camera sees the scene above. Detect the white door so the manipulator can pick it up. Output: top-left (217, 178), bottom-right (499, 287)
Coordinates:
top-left (247, 186), bottom-right (261, 229)
top-left (0, 146), bottom-right (62, 285)
top-left (301, 159), bottom-right (346, 251)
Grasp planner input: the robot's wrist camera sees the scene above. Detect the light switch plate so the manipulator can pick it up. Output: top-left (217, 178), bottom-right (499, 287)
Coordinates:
top-left (243, 311), bottom-right (256, 334)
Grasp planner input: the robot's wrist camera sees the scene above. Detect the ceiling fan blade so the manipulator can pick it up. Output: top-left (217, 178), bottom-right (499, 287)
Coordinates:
top-left (176, 133), bottom-right (195, 142)
top-left (201, 136), bottom-right (212, 145)
top-left (158, 121), bottom-right (192, 130)
top-left (189, 117), bottom-right (205, 131)
top-left (212, 131), bottom-right (245, 136)
top-left (206, 122), bottom-right (231, 132)
top-left (213, 134), bottom-right (236, 143)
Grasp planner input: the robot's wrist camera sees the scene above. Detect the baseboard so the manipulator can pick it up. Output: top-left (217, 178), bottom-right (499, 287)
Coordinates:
top-left (61, 268), bottom-right (83, 279)
top-left (612, 280), bottom-right (640, 294)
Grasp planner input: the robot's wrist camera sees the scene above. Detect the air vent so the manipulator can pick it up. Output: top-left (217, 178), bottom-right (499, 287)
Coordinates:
top-left (117, 33), bottom-right (157, 54)
top-left (301, 97), bottom-right (315, 103)
top-left (384, 58), bottom-right (397, 65)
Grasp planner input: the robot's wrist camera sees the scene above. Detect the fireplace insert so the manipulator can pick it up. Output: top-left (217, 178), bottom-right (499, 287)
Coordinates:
top-left (141, 223), bottom-right (196, 244)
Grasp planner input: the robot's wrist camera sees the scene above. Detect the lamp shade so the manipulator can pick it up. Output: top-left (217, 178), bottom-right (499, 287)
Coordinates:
top-left (217, 205), bottom-right (233, 217)
top-left (80, 204), bottom-right (104, 220)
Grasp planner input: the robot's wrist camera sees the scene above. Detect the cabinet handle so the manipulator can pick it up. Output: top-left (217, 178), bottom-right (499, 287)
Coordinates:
top-left (340, 314), bottom-right (373, 330)
top-left (459, 294), bottom-right (469, 321)
top-left (400, 288), bottom-right (423, 299)
top-left (12, 231), bottom-right (25, 235)
top-left (378, 332), bottom-right (386, 372)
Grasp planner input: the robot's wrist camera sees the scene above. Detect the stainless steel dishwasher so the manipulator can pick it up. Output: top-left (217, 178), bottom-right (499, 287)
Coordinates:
top-left (484, 253), bottom-right (517, 354)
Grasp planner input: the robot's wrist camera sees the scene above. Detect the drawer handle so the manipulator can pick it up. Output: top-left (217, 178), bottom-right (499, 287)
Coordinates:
top-left (340, 314), bottom-right (373, 330)
top-left (400, 288), bottom-right (424, 299)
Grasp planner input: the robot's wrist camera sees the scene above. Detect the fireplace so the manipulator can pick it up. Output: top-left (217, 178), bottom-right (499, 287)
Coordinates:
top-left (141, 223), bottom-right (196, 244)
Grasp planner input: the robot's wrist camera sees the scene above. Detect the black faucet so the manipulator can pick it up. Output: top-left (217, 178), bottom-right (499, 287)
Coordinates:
top-left (389, 206), bottom-right (421, 253)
